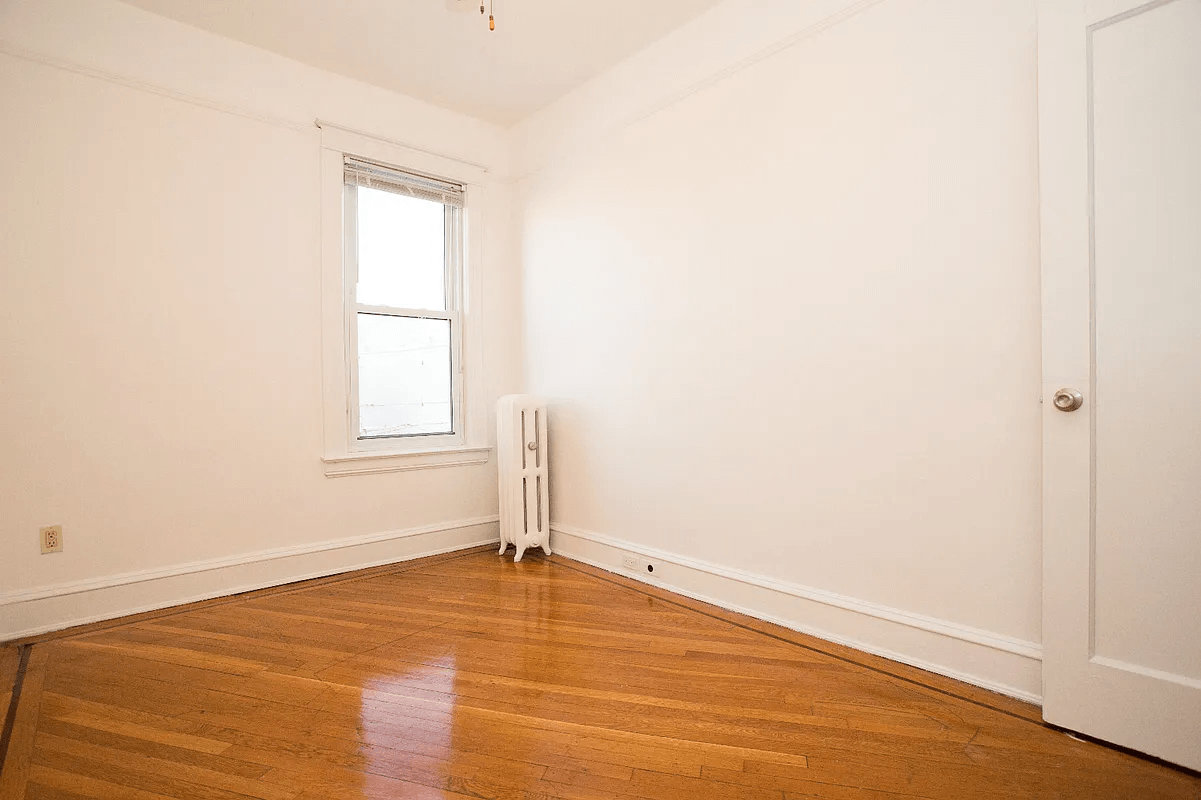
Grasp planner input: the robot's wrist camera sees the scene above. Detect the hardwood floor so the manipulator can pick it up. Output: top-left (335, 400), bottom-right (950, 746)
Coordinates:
top-left (1, 546), bottom-right (1197, 799)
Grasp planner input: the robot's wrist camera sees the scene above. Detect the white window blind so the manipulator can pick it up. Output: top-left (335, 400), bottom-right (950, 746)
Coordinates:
top-left (343, 156), bottom-right (465, 208)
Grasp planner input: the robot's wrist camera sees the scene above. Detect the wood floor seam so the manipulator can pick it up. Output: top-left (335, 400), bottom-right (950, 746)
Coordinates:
top-left (0, 646), bottom-right (30, 777)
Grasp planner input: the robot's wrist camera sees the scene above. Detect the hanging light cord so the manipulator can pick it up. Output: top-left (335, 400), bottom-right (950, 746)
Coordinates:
top-left (479, 0), bottom-right (495, 30)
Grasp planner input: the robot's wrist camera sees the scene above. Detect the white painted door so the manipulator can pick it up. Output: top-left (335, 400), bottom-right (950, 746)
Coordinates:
top-left (1038, 0), bottom-right (1201, 770)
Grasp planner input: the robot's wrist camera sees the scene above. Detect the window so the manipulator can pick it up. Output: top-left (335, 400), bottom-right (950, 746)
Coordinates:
top-left (318, 127), bottom-right (490, 477)
top-left (344, 157), bottom-right (463, 444)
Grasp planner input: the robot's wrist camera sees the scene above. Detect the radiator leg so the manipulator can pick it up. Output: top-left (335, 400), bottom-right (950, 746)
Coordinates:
top-left (498, 541), bottom-right (508, 555)
top-left (514, 542), bottom-right (526, 562)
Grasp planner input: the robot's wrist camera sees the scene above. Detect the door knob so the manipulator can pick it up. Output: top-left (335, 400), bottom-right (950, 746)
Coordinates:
top-left (1053, 389), bottom-right (1084, 412)
top-left (528, 442), bottom-right (538, 451)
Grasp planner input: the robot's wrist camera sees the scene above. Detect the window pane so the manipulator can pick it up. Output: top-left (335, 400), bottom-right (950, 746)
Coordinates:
top-left (358, 314), bottom-right (452, 437)
top-left (356, 186), bottom-right (445, 310)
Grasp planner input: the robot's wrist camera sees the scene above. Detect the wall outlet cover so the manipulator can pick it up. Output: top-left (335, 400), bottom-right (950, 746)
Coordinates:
top-left (621, 552), bottom-right (656, 575)
top-left (40, 525), bottom-right (63, 554)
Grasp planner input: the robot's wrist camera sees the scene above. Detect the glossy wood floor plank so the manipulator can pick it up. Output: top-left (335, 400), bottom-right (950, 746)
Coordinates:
top-left (2, 548), bottom-right (1199, 799)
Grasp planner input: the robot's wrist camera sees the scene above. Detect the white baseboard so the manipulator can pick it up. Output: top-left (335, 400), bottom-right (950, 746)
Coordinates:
top-left (551, 524), bottom-right (1043, 704)
top-left (0, 516), bottom-right (499, 641)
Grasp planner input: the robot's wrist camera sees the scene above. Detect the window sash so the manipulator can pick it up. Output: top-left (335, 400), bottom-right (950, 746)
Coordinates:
top-left (343, 181), bottom-right (464, 448)
top-left (349, 310), bottom-right (460, 441)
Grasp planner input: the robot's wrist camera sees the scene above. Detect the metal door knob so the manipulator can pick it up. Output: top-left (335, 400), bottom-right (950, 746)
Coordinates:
top-left (1053, 389), bottom-right (1084, 412)
top-left (528, 442), bottom-right (538, 451)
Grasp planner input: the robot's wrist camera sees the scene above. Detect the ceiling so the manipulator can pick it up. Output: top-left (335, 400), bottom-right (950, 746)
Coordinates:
top-left (118, 0), bottom-right (726, 126)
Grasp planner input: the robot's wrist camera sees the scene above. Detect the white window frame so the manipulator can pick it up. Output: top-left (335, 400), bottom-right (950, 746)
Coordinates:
top-left (344, 181), bottom-right (463, 450)
top-left (318, 124), bottom-right (490, 477)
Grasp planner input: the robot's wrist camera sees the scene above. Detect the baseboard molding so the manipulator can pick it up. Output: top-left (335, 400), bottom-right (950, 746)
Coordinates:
top-left (0, 516), bottom-right (499, 641)
top-left (551, 524), bottom-right (1043, 704)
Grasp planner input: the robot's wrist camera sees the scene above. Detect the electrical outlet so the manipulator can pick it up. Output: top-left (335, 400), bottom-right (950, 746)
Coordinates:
top-left (40, 525), bottom-right (63, 554)
top-left (621, 552), bottom-right (657, 575)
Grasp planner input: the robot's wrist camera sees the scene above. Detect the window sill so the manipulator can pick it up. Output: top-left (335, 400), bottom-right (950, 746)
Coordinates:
top-left (322, 446), bottom-right (492, 478)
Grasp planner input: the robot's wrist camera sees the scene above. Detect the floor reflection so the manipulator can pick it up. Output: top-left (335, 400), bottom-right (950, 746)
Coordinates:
top-left (346, 557), bottom-right (564, 797)
top-left (18, 551), bottom-right (1198, 799)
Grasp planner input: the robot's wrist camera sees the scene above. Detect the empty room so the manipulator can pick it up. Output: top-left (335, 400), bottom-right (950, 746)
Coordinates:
top-left (1, 0), bottom-right (1199, 797)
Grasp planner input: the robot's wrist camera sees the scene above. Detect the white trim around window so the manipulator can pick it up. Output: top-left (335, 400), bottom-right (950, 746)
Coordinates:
top-left (318, 125), bottom-right (491, 477)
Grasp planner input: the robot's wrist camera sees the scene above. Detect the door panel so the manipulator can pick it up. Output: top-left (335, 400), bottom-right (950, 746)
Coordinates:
top-left (1091, 0), bottom-right (1201, 684)
top-left (1039, 0), bottom-right (1201, 770)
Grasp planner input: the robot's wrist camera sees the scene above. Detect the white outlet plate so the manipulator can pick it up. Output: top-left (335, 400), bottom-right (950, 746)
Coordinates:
top-left (40, 525), bottom-right (63, 554)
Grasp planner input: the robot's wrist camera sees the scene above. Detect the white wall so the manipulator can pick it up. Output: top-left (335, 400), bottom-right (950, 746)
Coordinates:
top-left (515, 0), bottom-right (1045, 699)
top-left (0, 0), bottom-right (521, 638)
top-left (1, 0), bottom-right (1048, 701)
